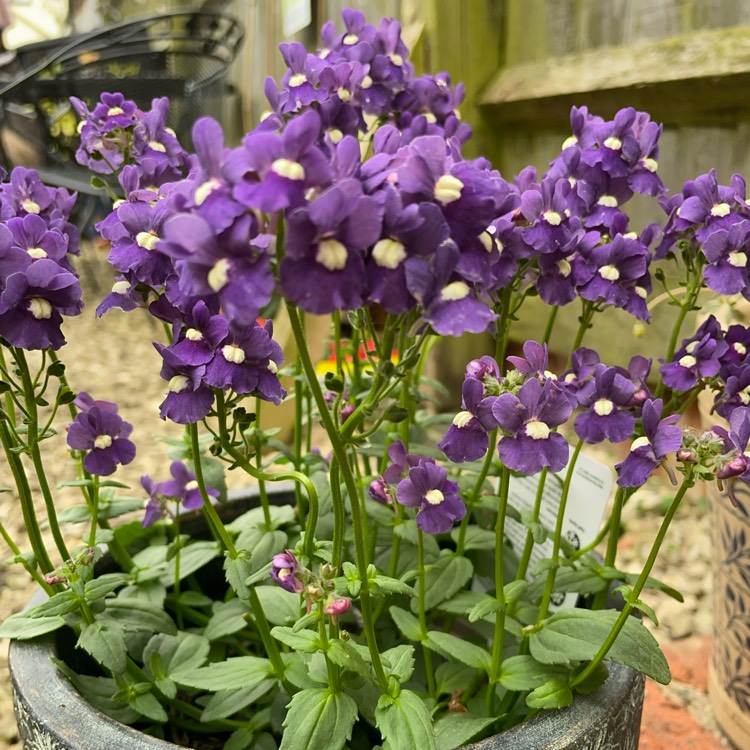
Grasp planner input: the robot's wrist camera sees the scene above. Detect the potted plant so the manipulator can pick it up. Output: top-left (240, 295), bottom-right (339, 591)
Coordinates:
top-left (1, 7), bottom-right (748, 749)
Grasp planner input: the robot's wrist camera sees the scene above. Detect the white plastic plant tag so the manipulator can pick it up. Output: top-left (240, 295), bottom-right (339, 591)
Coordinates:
top-left (504, 445), bottom-right (613, 610)
top-left (282, 0), bottom-right (312, 38)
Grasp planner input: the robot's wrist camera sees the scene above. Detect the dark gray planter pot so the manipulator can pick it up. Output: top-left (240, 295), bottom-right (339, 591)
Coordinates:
top-left (9, 487), bottom-right (645, 749)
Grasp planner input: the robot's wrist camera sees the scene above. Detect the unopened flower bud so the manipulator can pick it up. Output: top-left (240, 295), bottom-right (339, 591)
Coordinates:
top-left (44, 573), bottom-right (68, 586)
top-left (320, 562), bottom-right (337, 580)
top-left (676, 448), bottom-right (698, 463)
top-left (368, 477), bottom-right (392, 505)
top-left (717, 454), bottom-right (749, 480)
top-left (324, 596), bottom-right (351, 616)
top-left (270, 550), bottom-right (303, 593)
top-left (341, 404), bottom-right (355, 421)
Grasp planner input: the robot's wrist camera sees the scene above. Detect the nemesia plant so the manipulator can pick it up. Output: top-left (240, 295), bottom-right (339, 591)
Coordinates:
top-left (1, 8), bottom-right (749, 749)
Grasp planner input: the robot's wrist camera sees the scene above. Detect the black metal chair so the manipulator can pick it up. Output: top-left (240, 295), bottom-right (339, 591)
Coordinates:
top-left (0, 9), bottom-right (244, 194)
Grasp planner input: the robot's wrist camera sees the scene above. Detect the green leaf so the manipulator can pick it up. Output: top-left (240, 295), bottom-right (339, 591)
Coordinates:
top-left (435, 663), bottom-right (478, 697)
top-left (173, 656), bottom-right (272, 691)
top-left (256, 586), bottom-right (302, 625)
top-left (204, 598), bottom-right (247, 641)
top-left (159, 541), bottom-right (219, 584)
top-left (528, 567), bottom-right (607, 599)
top-left (381, 645), bottom-right (415, 683)
top-left (375, 689), bottom-right (436, 750)
top-left (411, 553), bottom-right (473, 613)
top-left (468, 596), bottom-right (501, 623)
top-left (570, 661), bottom-right (609, 695)
top-left (498, 655), bottom-right (570, 691)
top-left (327, 639), bottom-right (373, 682)
top-left (143, 632), bottom-right (211, 678)
top-left (100, 598), bottom-right (176, 635)
top-left (84, 573), bottom-right (129, 601)
top-left (529, 608), bottom-right (671, 684)
top-left (78, 621), bottom-right (127, 673)
top-left (129, 690), bottom-right (168, 722)
top-left (449, 526), bottom-right (496, 551)
top-left (372, 575), bottom-right (416, 597)
top-left (393, 520), bottom-right (439, 556)
top-left (389, 606), bottom-right (423, 641)
top-left (526, 678), bottom-right (573, 709)
top-left (225, 554), bottom-right (254, 600)
top-left (271, 626), bottom-right (321, 653)
top-left (280, 689), bottom-right (357, 750)
top-left (434, 713), bottom-right (496, 750)
top-left (99, 497), bottom-right (147, 520)
top-left (201, 680), bottom-right (275, 723)
top-left (56, 504), bottom-right (93, 524)
top-left (24, 590), bottom-right (79, 618)
top-left (176, 591), bottom-right (212, 608)
top-left (425, 631), bottom-right (491, 672)
top-left (0, 613), bottom-right (65, 639)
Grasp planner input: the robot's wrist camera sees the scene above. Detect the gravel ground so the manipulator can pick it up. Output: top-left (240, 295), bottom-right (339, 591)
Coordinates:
top-left (0, 253), bottom-right (717, 749)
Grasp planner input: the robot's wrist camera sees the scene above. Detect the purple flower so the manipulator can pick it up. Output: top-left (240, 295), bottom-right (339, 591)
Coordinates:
top-left (438, 377), bottom-right (499, 463)
top-left (492, 377), bottom-right (573, 474)
top-left (701, 219), bottom-right (750, 295)
top-left (280, 178), bottom-right (381, 313)
top-left (141, 475), bottom-right (168, 528)
top-left (615, 399), bottom-right (682, 488)
top-left (271, 550), bottom-right (304, 593)
top-left (396, 458), bottom-right (465, 534)
top-left (0, 259), bottom-right (82, 350)
top-left (154, 344), bottom-right (214, 424)
top-left (160, 460), bottom-right (219, 511)
top-left (382, 440), bottom-right (421, 484)
top-left (66, 401), bottom-right (136, 476)
top-left (574, 364), bottom-right (636, 444)
top-left (368, 476), bottom-right (393, 504)
top-left (659, 316), bottom-right (729, 391)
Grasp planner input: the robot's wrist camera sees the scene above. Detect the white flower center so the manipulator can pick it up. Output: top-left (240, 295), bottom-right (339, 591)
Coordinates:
top-left (94, 434), bottom-right (112, 449)
top-left (316, 238), bottom-right (348, 271)
top-left (424, 112), bottom-right (437, 124)
top-left (207, 258), bottom-right (231, 292)
top-left (222, 344), bottom-right (246, 364)
top-left (544, 370), bottom-right (558, 380)
top-left (360, 75), bottom-right (373, 89)
top-left (594, 398), bottom-right (615, 416)
top-left (328, 128), bottom-right (343, 144)
top-left (635, 286), bottom-right (648, 299)
top-left (452, 410), bottom-right (474, 428)
top-left (685, 341), bottom-right (699, 354)
top-left (740, 387), bottom-right (750, 404)
top-left (526, 419), bottom-right (550, 440)
top-left (194, 179), bottom-right (220, 206)
top-left (107, 106), bottom-right (124, 116)
top-left (729, 251), bottom-right (747, 268)
top-left (168, 375), bottom-right (189, 392)
top-left (599, 264), bottom-right (620, 281)
top-left (372, 238), bottom-right (407, 269)
top-left (711, 203), bottom-right (730, 217)
top-left (390, 53), bottom-right (403, 66)
top-left (185, 328), bottom-right (203, 341)
top-left (272, 158), bottom-right (305, 181)
top-left (734, 342), bottom-right (747, 355)
top-left (28, 297), bottom-right (52, 319)
top-left (597, 195), bottom-right (618, 208)
top-left (434, 174), bottom-right (464, 204)
top-left (112, 280), bottom-right (131, 294)
top-left (642, 157), bottom-right (658, 172)
top-left (267, 360), bottom-right (278, 374)
top-left (479, 231), bottom-right (495, 252)
top-left (185, 480), bottom-right (199, 492)
top-left (337, 88), bottom-right (352, 102)
top-left (543, 210), bottom-right (562, 226)
top-left (288, 72), bottom-right (307, 88)
top-left (562, 135), bottom-right (578, 149)
top-left (679, 354), bottom-right (697, 368)
top-left (604, 136), bottom-right (622, 150)
top-left (135, 230), bottom-right (159, 251)
top-left (27, 247), bottom-right (47, 259)
top-left (343, 33), bottom-right (358, 45)
top-left (440, 281), bottom-right (470, 301)
top-left (148, 140), bottom-right (166, 153)
top-left (425, 489), bottom-right (445, 505)
top-left (22, 199), bottom-right (40, 214)
top-left (556, 258), bottom-right (572, 277)
top-left (630, 436), bottom-right (651, 451)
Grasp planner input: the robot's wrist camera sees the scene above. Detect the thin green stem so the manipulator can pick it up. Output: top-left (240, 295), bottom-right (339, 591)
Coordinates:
top-left (537, 439), bottom-right (584, 621)
top-left (286, 301), bottom-right (389, 692)
top-left (456, 430), bottom-right (497, 556)
top-left (254, 398), bottom-right (272, 528)
top-left (417, 529), bottom-right (436, 698)
top-left (569, 472), bottom-right (694, 687)
top-left (0, 519), bottom-right (54, 593)
top-left (515, 467), bottom-right (548, 582)
top-left (86, 477), bottom-right (100, 548)
top-left (486, 466), bottom-right (510, 715)
top-left (542, 306), bottom-right (559, 345)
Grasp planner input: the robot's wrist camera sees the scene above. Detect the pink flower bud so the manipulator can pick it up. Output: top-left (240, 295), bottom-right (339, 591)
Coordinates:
top-left (324, 596), bottom-right (351, 616)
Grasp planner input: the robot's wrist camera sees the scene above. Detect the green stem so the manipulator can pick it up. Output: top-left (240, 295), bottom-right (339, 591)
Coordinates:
top-left (537, 439), bottom-right (584, 621)
top-left (591, 487), bottom-right (626, 609)
top-left (318, 609), bottom-right (341, 692)
top-left (254, 398), bottom-right (272, 528)
top-left (286, 301), bottom-right (389, 692)
top-left (569, 471), bottom-right (694, 687)
top-left (570, 301), bottom-right (597, 361)
top-left (542, 305), bottom-right (559, 345)
top-left (0, 420), bottom-right (54, 573)
top-left (417, 529), bottom-right (436, 699)
top-left (0, 519), bottom-right (54, 593)
top-left (86, 477), bottom-right (100, 549)
top-left (456, 431), bottom-right (497, 556)
top-left (515, 467), bottom-right (548, 582)
top-left (486, 466), bottom-right (510, 715)
top-left (329, 460), bottom-right (345, 569)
